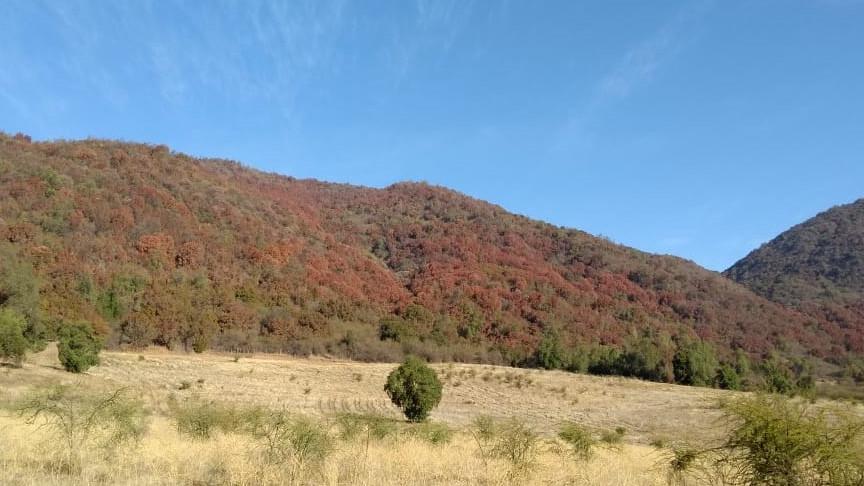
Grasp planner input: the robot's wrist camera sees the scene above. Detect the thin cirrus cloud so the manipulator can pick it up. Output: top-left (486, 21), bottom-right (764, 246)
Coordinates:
top-left (552, 0), bottom-right (713, 157)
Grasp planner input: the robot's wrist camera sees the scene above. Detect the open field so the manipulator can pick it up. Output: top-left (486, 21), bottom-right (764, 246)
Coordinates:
top-left (1, 346), bottom-right (861, 485)
top-left (5, 345), bottom-right (729, 442)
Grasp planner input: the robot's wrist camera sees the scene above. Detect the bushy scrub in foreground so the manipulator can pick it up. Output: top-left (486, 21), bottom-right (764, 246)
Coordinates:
top-left (170, 398), bottom-right (264, 439)
top-left (384, 356), bottom-right (442, 422)
top-left (558, 422), bottom-right (596, 460)
top-left (15, 385), bottom-right (148, 472)
top-left (57, 322), bottom-right (102, 373)
top-left (665, 395), bottom-right (864, 486)
top-left (251, 411), bottom-right (335, 481)
top-left (469, 416), bottom-right (541, 477)
top-left (335, 413), bottom-right (399, 442)
top-left (407, 421), bottom-right (454, 445)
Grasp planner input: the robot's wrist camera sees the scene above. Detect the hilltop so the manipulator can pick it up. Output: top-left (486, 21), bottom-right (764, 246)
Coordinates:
top-left (726, 198), bottom-right (864, 353)
top-left (0, 133), bottom-right (848, 369)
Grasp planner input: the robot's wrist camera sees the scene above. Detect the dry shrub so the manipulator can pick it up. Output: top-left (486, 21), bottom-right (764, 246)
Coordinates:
top-left (170, 398), bottom-right (263, 439)
top-left (558, 421), bottom-right (596, 460)
top-left (335, 413), bottom-right (399, 442)
top-left (662, 395), bottom-right (864, 486)
top-left (251, 411), bottom-right (335, 481)
top-left (484, 418), bottom-right (541, 477)
top-left (15, 385), bottom-right (148, 473)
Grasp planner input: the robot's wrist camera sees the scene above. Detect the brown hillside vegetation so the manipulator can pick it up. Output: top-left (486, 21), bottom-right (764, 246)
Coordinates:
top-left (0, 133), bottom-right (849, 367)
top-left (726, 198), bottom-right (864, 353)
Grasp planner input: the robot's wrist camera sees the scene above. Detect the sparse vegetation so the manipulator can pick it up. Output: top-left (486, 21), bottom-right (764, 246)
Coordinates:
top-left (250, 411), bottom-right (335, 480)
top-left (14, 385), bottom-right (148, 472)
top-left (170, 399), bottom-right (262, 439)
top-left (558, 421), bottom-right (596, 460)
top-left (600, 426), bottom-right (626, 449)
top-left (490, 419), bottom-right (541, 476)
top-left (2, 346), bottom-right (863, 485)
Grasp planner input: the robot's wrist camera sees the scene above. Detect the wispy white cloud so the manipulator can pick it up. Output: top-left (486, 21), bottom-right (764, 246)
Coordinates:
top-left (384, 0), bottom-right (476, 85)
top-left (140, 0), bottom-right (348, 117)
top-left (552, 1), bottom-right (713, 156)
top-left (597, 1), bottom-right (712, 103)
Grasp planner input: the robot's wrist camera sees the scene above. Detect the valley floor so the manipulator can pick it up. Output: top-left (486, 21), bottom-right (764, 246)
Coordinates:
top-left (0, 346), bottom-right (791, 485)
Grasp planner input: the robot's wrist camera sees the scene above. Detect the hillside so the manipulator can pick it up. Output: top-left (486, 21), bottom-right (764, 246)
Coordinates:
top-left (0, 133), bottom-right (847, 367)
top-left (725, 199), bottom-right (864, 353)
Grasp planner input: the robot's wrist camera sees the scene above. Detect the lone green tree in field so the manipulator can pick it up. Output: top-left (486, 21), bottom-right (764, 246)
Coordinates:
top-left (0, 308), bottom-right (28, 367)
top-left (57, 322), bottom-right (102, 373)
top-left (384, 356), bottom-right (442, 422)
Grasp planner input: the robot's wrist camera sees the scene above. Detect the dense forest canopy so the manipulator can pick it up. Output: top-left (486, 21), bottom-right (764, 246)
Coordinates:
top-left (0, 133), bottom-right (857, 374)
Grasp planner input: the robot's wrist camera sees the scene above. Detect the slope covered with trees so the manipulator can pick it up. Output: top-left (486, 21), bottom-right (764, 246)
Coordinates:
top-left (0, 133), bottom-right (851, 375)
top-left (726, 199), bottom-right (864, 354)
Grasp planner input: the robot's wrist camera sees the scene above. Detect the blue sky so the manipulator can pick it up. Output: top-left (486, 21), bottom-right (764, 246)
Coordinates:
top-left (2, 1), bottom-right (863, 271)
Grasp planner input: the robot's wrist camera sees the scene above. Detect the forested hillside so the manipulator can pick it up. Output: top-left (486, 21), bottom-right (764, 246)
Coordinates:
top-left (726, 199), bottom-right (864, 354)
top-left (0, 133), bottom-right (852, 374)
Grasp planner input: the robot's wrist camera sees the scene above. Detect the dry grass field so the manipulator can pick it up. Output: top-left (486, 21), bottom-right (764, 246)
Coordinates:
top-left (4, 345), bottom-right (853, 485)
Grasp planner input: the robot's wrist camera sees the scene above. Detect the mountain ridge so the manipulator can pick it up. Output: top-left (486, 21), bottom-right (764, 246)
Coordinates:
top-left (0, 132), bottom-right (850, 367)
top-left (725, 198), bottom-right (864, 353)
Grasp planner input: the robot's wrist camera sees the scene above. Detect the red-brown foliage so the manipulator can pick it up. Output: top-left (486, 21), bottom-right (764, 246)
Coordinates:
top-left (0, 133), bottom-right (852, 362)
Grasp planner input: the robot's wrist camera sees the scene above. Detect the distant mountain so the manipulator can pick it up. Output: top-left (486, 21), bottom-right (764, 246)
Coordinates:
top-left (726, 199), bottom-right (864, 353)
top-left (0, 133), bottom-right (848, 367)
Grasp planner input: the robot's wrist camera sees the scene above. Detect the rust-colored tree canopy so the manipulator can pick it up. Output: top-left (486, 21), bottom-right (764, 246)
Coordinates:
top-left (0, 133), bottom-right (852, 364)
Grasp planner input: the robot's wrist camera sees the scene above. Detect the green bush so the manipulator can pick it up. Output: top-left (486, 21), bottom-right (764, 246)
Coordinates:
top-left (759, 355), bottom-right (814, 396)
top-left (0, 308), bottom-right (28, 367)
top-left (0, 243), bottom-right (45, 350)
top-left (57, 322), bottom-right (102, 373)
top-left (378, 317), bottom-right (415, 342)
top-left (716, 395), bottom-right (864, 486)
top-left (667, 396), bottom-right (864, 486)
top-left (672, 339), bottom-right (718, 387)
top-left (532, 329), bottom-right (565, 370)
top-left (558, 422), bottom-right (595, 460)
top-left (384, 356), bottom-right (443, 422)
top-left (587, 334), bottom-right (674, 383)
top-left (714, 363), bottom-right (742, 390)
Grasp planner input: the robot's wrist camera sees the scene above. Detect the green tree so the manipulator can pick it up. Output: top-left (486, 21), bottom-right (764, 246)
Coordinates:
top-left (384, 356), bottom-right (443, 422)
top-left (0, 243), bottom-right (45, 350)
top-left (760, 355), bottom-right (796, 395)
top-left (673, 339), bottom-right (719, 386)
top-left (533, 329), bottom-right (565, 370)
top-left (714, 363), bottom-right (742, 390)
top-left (58, 322), bottom-right (102, 373)
top-left (0, 308), bottom-right (28, 367)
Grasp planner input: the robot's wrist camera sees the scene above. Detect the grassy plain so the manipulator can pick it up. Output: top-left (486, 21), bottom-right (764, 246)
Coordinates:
top-left (1, 345), bottom-right (841, 485)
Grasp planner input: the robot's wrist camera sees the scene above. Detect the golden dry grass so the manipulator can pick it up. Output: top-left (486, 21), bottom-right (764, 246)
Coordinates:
top-left (0, 345), bottom-right (750, 485)
top-left (0, 413), bottom-right (672, 486)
